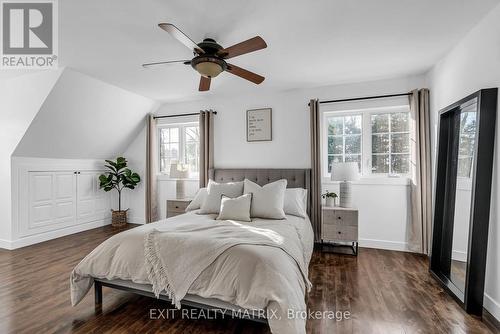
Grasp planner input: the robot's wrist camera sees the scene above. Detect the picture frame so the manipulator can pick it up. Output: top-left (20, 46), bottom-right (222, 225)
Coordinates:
top-left (246, 108), bottom-right (272, 142)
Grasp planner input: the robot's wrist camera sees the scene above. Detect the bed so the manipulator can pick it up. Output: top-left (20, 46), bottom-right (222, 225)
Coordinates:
top-left (71, 168), bottom-right (313, 334)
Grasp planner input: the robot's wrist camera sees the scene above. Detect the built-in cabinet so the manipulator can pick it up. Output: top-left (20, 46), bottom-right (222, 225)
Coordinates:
top-left (19, 170), bottom-right (111, 237)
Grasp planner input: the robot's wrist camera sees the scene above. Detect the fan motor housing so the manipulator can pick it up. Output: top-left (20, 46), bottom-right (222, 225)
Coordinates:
top-left (191, 55), bottom-right (227, 78)
top-left (197, 38), bottom-right (223, 54)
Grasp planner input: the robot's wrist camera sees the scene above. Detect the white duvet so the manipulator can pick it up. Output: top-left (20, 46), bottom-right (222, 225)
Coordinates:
top-left (71, 211), bottom-right (314, 334)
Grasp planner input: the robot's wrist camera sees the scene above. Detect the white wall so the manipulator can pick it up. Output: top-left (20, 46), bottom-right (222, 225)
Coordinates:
top-left (426, 2), bottom-right (500, 321)
top-left (0, 70), bottom-right (63, 246)
top-left (13, 68), bottom-right (157, 159)
top-left (128, 74), bottom-right (426, 249)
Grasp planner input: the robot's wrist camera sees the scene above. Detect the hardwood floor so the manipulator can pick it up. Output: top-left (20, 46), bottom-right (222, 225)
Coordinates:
top-left (0, 225), bottom-right (494, 334)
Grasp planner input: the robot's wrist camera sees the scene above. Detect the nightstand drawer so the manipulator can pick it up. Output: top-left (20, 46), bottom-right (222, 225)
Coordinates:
top-left (167, 200), bottom-right (189, 213)
top-left (322, 224), bottom-right (358, 242)
top-left (323, 209), bottom-right (358, 226)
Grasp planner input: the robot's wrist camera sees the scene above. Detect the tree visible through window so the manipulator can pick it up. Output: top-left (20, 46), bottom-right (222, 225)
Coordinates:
top-left (326, 115), bottom-right (362, 172)
top-left (159, 123), bottom-right (200, 177)
top-left (457, 111), bottom-right (476, 178)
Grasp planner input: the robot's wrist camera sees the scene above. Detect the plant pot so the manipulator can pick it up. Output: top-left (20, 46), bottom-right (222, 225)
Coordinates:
top-left (325, 197), bottom-right (335, 207)
top-left (111, 210), bottom-right (127, 227)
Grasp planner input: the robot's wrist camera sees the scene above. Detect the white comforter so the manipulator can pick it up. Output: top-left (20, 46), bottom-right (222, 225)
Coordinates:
top-left (71, 211), bottom-right (314, 334)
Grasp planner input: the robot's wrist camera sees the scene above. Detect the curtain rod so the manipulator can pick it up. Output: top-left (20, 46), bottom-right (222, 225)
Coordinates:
top-left (308, 92), bottom-right (412, 106)
top-left (154, 110), bottom-right (217, 119)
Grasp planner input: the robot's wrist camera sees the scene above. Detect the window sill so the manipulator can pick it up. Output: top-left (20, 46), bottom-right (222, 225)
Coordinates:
top-left (157, 174), bottom-right (199, 181)
top-left (322, 177), bottom-right (410, 186)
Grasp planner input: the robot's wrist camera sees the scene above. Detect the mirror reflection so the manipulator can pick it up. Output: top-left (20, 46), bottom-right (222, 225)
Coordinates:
top-left (449, 100), bottom-right (477, 292)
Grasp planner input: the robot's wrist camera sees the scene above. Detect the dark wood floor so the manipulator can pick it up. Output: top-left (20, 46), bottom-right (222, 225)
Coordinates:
top-left (0, 224), bottom-right (494, 334)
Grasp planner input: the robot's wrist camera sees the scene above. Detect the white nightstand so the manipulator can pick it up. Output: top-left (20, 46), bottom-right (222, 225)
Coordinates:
top-left (321, 206), bottom-right (359, 255)
top-left (166, 199), bottom-right (191, 218)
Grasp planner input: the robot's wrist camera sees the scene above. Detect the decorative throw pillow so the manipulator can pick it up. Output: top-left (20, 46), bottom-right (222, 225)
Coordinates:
top-left (216, 194), bottom-right (252, 222)
top-left (283, 188), bottom-right (308, 218)
top-left (243, 179), bottom-right (287, 219)
top-left (198, 180), bottom-right (244, 214)
top-left (185, 188), bottom-right (208, 212)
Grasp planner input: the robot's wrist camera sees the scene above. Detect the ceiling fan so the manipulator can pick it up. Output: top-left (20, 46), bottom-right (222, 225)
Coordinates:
top-left (142, 23), bottom-right (267, 91)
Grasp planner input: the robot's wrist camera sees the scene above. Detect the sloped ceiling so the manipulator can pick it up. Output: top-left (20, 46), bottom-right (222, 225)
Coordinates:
top-left (13, 68), bottom-right (157, 159)
top-left (59, 0), bottom-right (500, 102)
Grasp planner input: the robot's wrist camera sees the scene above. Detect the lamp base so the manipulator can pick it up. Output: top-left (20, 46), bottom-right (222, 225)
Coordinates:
top-left (176, 179), bottom-right (185, 199)
top-left (339, 181), bottom-right (352, 208)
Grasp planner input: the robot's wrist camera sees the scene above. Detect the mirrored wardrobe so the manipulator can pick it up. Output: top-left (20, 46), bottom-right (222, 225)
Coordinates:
top-left (430, 88), bottom-right (497, 315)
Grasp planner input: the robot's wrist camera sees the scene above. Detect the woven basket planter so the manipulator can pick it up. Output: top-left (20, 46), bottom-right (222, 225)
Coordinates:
top-left (111, 210), bottom-right (128, 227)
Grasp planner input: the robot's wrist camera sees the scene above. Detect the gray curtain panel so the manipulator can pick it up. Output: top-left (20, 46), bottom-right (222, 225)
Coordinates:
top-left (408, 89), bottom-right (432, 254)
top-left (309, 99), bottom-right (322, 242)
top-left (199, 110), bottom-right (215, 188)
top-left (145, 114), bottom-right (159, 223)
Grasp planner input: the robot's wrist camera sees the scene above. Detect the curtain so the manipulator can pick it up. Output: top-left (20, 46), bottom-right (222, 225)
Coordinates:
top-left (145, 114), bottom-right (159, 223)
top-left (199, 110), bottom-right (215, 188)
top-left (408, 89), bottom-right (432, 254)
top-left (309, 99), bottom-right (322, 242)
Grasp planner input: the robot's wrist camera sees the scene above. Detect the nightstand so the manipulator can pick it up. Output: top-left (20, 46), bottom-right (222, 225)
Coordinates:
top-left (321, 206), bottom-right (359, 255)
top-left (166, 199), bottom-right (191, 218)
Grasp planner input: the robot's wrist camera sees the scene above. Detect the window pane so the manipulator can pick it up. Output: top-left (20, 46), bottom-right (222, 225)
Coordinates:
top-left (185, 126), bottom-right (199, 142)
top-left (185, 142), bottom-right (199, 173)
top-left (345, 135), bottom-right (361, 154)
top-left (371, 114), bottom-right (389, 133)
top-left (372, 154), bottom-right (389, 173)
top-left (328, 136), bottom-right (343, 154)
top-left (391, 154), bottom-right (409, 174)
top-left (459, 136), bottom-right (475, 156)
top-left (345, 154), bottom-right (361, 171)
top-left (391, 112), bottom-right (409, 132)
top-left (328, 155), bottom-right (343, 172)
top-left (458, 157), bottom-right (472, 177)
top-left (166, 143), bottom-right (179, 161)
top-left (372, 134), bottom-right (389, 153)
top-left (170, 127), bottom-right (179, 143)
top-left (391, 133), bottom-right (410, 153)
top-left (328, 117), bottom-right (343, 135)
top-left (344, 115), bottom-right (362, 134)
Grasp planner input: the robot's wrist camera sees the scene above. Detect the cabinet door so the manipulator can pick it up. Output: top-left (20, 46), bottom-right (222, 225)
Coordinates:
top-left (20, 171), bottom-right (77, 237)
top-left (77, 171), bottom-right (111, 224)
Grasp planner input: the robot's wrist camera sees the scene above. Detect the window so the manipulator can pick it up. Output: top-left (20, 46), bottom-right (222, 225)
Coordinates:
top-left (323, 105), bottom-right (411, 178)
top-left (326, 114), bottom-right (362, 172)
top-left (158, 123), bottom-right (200, 178)
top-left (371, 112), bottom-right (410, 174)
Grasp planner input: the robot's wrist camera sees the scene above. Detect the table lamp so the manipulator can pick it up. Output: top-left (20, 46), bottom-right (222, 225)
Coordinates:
top-left (331, 162), bottom-right (360, 208)
top-left (169, 163), bottom-right (189, 199)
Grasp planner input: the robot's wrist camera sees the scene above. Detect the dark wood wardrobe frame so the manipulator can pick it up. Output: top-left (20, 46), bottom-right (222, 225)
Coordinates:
top-left (430, 88), bottom-right (497, 315)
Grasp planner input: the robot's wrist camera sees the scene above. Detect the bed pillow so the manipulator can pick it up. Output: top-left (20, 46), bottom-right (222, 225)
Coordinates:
top-left (284, 188), bottom-right (308, 218)
top-left (243, 179), bottom-right (287, 219)
top-left (216, 194), bottom-right (252, 222)
top-left (185, 188), bottom-right (208, 212)
top-left (199, 180), bottom-right (244, 214)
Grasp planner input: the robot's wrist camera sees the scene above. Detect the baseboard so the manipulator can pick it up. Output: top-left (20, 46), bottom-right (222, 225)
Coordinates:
top-left (128, 215), bottom-right (145, 225)
top-left (452, 250), bottom-right (467, 262)
top-left (0, 238), bottom-right (12, 249)
top-left (359, 238), bottom-right (410, 252)
top-left (484, 293), bottom-right (500, 328)
top-left (2, 220), bottom-right (111, 250)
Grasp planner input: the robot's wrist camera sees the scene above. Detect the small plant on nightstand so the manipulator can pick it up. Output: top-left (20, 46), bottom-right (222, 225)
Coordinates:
top-left (322, 191), bottom-right (338, 207)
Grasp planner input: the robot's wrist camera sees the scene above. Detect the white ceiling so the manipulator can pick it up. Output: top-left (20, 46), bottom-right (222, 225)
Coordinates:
top-left (59, 0), bottom-right (499, 102)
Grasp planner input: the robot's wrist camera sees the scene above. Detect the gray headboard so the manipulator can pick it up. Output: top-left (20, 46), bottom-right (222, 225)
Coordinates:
top-left (208, 168), bottom-right (312, 216)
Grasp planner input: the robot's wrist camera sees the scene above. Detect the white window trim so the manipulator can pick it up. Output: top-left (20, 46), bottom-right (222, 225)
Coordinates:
top-left (157, 121), bottom-right (199, 179)
top-left (321, 104), bottom-right (411, 182)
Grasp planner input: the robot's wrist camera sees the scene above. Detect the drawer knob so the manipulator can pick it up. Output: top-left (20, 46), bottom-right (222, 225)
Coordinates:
top-left (337, 216), bottom-right (342, 220)
top-left (175, 206), bottom-right (179, 209)
top-left (337, 231), bottom-right (342, 234)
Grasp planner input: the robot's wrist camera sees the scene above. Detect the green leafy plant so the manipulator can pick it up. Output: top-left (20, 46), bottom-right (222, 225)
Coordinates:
top-left (321, 191), bottom-right (338, 199)
top-left (99, 157), bottom-right (141, 211)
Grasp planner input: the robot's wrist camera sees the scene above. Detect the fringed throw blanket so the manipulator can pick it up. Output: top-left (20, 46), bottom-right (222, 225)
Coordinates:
top-left (144, 220), bottom-right (312, 309)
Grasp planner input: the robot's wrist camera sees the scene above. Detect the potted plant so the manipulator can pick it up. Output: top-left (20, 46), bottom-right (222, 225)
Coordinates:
top-left (99, 157), bottom-right (141, 227)
top-left (322, 190), bottom-right (338, 207)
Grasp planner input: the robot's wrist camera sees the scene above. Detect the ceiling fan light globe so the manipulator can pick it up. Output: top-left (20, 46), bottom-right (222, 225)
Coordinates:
top-left (195, 61), bottom-right (223, 78)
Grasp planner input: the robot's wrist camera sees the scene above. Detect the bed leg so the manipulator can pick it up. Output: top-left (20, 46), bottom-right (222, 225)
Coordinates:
top-left (95, 281), bottom-right (102, 306)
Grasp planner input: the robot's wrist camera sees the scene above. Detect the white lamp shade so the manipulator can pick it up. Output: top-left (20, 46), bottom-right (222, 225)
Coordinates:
top-left (169, 163), bottom-right (189, 179)
top-left (331, 162), bottom-right (360, 181)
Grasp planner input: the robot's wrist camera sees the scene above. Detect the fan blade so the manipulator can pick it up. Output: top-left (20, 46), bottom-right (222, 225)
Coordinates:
top-left (158, 23), bottom-right (204, 54)
top-left (199, 76), bottom-right (211, 91)
top-left (218, 36), bottom-right (267, 59)
top-left (142, 60), bottom-right (191, 68)
top-left (225, 63), bottom-right (265, 84)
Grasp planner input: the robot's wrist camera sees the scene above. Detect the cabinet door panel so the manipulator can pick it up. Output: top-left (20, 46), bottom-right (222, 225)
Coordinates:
top-left (77, 171), bottom-right (111, 224)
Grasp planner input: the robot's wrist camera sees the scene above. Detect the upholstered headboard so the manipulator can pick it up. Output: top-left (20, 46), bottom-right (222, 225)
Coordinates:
top-left (208, 168), bottom-right (312, 216)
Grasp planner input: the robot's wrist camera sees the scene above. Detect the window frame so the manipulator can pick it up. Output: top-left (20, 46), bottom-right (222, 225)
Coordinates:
top-left (157, 121), bottom-right (200, 179)
top-left (322, 104), bottom-right (411, 180)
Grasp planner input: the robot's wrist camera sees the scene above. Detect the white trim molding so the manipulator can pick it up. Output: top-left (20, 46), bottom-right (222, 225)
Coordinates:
top-left (359, 238), bottom-right (410, 252)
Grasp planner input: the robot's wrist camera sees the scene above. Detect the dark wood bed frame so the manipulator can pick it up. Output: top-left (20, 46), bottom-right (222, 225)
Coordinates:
top-left (93, 168), bottom-right (312, 324)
